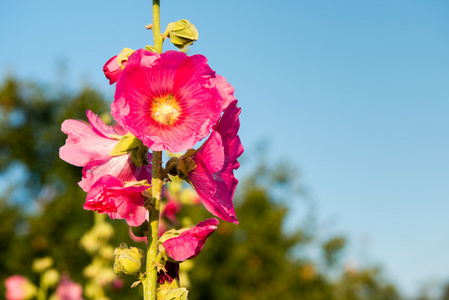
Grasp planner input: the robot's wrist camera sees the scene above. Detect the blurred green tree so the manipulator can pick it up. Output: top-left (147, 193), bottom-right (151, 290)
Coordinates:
top-left (0, 77), bottom-right (402, 300)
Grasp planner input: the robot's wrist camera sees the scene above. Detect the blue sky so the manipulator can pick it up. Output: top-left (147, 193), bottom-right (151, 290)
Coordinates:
top-left (1, 0), bottom-right (448, 296)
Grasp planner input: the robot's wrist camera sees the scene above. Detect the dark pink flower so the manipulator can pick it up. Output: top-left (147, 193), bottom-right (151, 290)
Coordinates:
top-left (85, 175), bottom-right (148, 226)
top-left (103, 48), bottom-right (135, 85)
top-left (5, 275), bottom-right (36, 300)
top-left (111, 49), bottom-right (223, 152)
top-left (55, 276), bottom-right (83, 300)
top-left (59, 110), bottom-right (152, 192)
top-left (162, 218), bottom-right (219, 262)
top-left (103, 55), bottom-right (122, 85)
top-left (188, 100), bottom-right (243, 224)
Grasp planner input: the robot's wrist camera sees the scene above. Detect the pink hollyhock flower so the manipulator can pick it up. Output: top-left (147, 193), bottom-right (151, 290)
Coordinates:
top-left (5, 276), bottom-right (36, 300)
top-left (162, 218), bottom-right (219, 262)
top-left (59, 110), bottom-right (152, 192)
top-left (188, 100), bottom-right (243, 224)
top-left (55, 276), bottom-right (83, 300)
top-left (111, 49), bottom-right (223, 152)
top-left (85, 175), bottom-right (149, 226)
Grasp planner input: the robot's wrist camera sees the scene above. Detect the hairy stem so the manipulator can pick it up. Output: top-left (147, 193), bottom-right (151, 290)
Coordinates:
top-left (143, 151), bottom-right (163, 300)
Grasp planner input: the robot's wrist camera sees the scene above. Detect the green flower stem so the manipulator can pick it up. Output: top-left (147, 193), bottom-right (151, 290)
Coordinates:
top-left (152, 0), bottom-right (163, 53)
top-left (143, 2), bottom-right (163, 299)
top-left (143, 150), bottom-right (163, 300)
top-left (36, 279), bottom-right (48, 300)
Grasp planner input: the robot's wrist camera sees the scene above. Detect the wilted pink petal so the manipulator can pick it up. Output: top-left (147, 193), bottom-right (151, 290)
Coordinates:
top-left (5, 275), bottom-right (35, 300)
top-left (55, 276), bottom-right (83, 300)
top-left (188, 101), bottom-right (243, 224)
top-left (157, 262), bottom-right (179, 284)
top-left (163, 218), bottom-right (219, 262)
top-left (111, 49), bottom-right (223, 152)
top-left (85, 175), bottom-right (149, 226)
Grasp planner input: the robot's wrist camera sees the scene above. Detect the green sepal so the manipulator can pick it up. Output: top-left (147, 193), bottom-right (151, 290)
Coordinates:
top-left (116, 48), bottom-right (135, 69)
top-left (110, 132), bottom-right (149, 167)
top-left (157, 279), bottom-right (183, 300)
top-left (145, 45), bottom-right (159, 53)
top-left (110, 132), bottom-right (142, 156)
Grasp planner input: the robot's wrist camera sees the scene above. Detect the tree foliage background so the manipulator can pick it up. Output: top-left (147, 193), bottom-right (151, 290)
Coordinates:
top-left (0, 77), bottom-right (441, 299)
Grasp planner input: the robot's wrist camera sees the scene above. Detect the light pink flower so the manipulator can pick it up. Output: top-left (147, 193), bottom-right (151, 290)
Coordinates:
top-left (5, 275), bottom-right (35, 300)
top-left (85, 175), bottom-right (148, 226)
top-left (111, 49), bottom-right (223, 152)
top-left (55, 276), bottom-right (83, 300)
top-left (59, 110), bottom-right (152, 192)
top-left (163, 218), bottom-right (219, 262)
top-left (188, 100), bottom-right (243, 224)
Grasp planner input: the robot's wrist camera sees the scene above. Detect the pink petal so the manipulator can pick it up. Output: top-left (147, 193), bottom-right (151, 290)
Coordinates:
top-left (79, 153), bottom-right (152, 192)
top-left (163, 218), bottom-right (218, 261)
top-left (213, 75), bottom-right (236, 111)
top-left (189, 153), bottom-right (238, 224)
top-left (60, 119), bottom-right (118, 167)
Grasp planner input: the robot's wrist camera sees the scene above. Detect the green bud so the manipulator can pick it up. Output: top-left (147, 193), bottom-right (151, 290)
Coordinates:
top-left (32, 257), bottom-right (53, 273)
top-left (41, 269), bottom-right (60, 287)
top-left (164, 19), bottom-right (198, 49)
top-left (113, 243), bottom-right (144, 275)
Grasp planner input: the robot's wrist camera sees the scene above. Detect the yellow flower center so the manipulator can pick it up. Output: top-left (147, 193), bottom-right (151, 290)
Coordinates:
top-left (151, 95), bottom-right (181, 126)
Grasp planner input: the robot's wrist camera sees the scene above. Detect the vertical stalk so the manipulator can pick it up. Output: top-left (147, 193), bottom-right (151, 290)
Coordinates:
top-left (143, 2), bottom-right (163, 299)
top-left (152, 0), bottom-right (163, 53)
top-left (143, 151), bottom-right (163, 299)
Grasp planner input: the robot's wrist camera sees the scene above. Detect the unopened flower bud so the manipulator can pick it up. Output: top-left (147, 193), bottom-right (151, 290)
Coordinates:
top-left (32, 257), bottom-right (53, 273)
top-left (42, 269), bottom-right (60, 287)
top-left (113, 243), bottom-right (144, 275)
top-left (103, 48), bottom-right (135, 84)
top-left (164, 19), bottom-right (198, 49)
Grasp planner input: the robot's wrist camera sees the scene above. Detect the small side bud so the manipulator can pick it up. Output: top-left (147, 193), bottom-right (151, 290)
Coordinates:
top-left (32, 257), bottom-right (53, 273)
top-left (113, 243), bottom-right (144, 276)
top-left (164, 19), bottom-right (198, 49)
